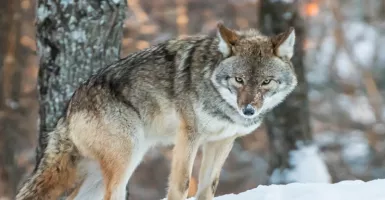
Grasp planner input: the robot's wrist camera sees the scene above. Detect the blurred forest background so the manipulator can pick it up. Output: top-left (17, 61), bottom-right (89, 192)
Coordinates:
top-left (1, 0), bottom-right (385, 199)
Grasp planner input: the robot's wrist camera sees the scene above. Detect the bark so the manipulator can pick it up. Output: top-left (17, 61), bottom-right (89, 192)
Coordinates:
top-left (35, 0), bottom-right (127, 197)
top-left (259, 1), bottom-right (313, 182)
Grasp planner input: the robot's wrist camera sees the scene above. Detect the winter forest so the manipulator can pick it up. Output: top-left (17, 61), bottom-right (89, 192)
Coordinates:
top-left (1, 0), bottom-right (385, 199)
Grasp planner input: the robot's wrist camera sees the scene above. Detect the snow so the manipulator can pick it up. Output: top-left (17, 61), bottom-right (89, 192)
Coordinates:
top-left (71, 30), bottom-right (87, 42)
top-left (60, 0), bottom-right (73, 8)
top-left (340, 130), bottom-right (371, 175)
top-left (269, 143), bottom-right (331, 184)
top-left (112, 0), bottom-right (121, 4)
top-left (335, 51), bottom-right (358, 82)
top-left (314, 131), bottom-right (339, 147)
top-left (306, 36), bottom-right (334, 85)
top-left (343, 22), bottom-right (377, 68)
top-left (37, 5), bottom-right (51, 21)
top-left (336, 94), bottom-right (376, 125)
top-left (185, 179), bottom-right (385, 200)
top-left (314, 130), bottom-right (371, 176)
top-left (341, 130), bottom-right (370, 162)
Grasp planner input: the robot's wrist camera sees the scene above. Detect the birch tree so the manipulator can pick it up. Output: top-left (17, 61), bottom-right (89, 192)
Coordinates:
top-left (34, 0), bottom-right (127, 197)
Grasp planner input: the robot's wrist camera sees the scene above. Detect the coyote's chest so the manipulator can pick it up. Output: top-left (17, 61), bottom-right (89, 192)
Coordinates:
top-left (146, 104), bottom-right (261, 144)
top-left (194, 105), bottom-right (261, 142)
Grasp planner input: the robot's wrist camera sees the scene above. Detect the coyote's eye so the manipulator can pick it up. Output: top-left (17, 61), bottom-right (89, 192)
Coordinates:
top-left (262, 79), bottom-right (271, 85)
top-left (235, 77), bottom-right (244, 84)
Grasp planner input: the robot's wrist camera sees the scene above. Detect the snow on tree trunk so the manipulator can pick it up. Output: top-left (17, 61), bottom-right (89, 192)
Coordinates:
top-left (259, 1), bottom-right (330, 184)
top-left (35, 0), bottom-right (127, 197)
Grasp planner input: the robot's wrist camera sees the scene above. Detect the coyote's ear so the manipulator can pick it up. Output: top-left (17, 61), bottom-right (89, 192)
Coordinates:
top-left (272, 27), bottom-right (296, 59)
top-left (217, 22), bottom-right (239, 57)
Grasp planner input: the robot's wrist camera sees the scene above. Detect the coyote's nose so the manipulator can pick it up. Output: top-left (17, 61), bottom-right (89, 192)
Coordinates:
top-left (242, 104), bottom-right (255, 116)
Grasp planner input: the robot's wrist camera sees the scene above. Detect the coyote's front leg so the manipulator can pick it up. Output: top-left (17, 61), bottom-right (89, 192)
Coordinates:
top-left (167, 118), bottom-right (201, 200)
top-left (196, 136), bottom-right (236, 200)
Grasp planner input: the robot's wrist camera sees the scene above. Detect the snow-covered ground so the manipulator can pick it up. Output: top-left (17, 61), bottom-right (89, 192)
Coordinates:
top-left (188, 179), bottom-right (385, 200)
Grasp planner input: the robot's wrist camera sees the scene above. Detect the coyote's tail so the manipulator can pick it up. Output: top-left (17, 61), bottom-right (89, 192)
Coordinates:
top-left (16, 119), bottom-right (80, 200)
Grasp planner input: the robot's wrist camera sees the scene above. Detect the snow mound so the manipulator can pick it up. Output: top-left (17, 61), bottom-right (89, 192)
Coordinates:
top-left (187, 179), bottom-right (385, 200)
top-left (270, 144), bottom-right (331, 184)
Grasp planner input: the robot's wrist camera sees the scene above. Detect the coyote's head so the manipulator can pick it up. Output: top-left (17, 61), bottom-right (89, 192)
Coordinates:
top-left (211, 23), bottom-right (298, 119)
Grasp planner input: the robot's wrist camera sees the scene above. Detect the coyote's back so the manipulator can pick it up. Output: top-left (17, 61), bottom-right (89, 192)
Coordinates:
top-left (16, 23), bottom-right (297, 200)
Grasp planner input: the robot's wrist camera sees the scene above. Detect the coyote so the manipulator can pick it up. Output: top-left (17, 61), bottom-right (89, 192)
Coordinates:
top-left (16, 23), bottom-right (297, 200)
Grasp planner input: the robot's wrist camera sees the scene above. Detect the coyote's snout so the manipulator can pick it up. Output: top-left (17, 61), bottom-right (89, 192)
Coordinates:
top-left (16, 23), bottom-right (297, 200)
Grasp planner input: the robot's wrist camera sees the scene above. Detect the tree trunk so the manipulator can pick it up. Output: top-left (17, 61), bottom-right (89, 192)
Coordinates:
top-left (35, 0), bottom-right (128, 197)
top-left (259, 1), bottom-right (330, 184)
top-left (0, 0), bottom-right (22, 197)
